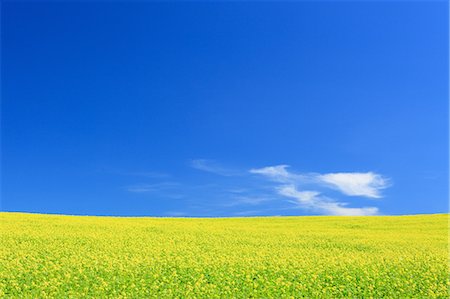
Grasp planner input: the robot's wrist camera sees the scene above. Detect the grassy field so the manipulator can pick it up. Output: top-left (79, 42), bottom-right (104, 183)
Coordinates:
top-left (0, 213), bottom-right (448, 298)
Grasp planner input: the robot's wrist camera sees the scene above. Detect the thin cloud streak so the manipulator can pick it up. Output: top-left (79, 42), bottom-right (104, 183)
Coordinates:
top-left (123, 171), bottom-right (171, 178)
top-left (190, 159), bottom-right (241, 176)
top-left (126, 182), bottom-right (182, 194)
top-left (106, 168), bottom-right (171, 179)
top-left (250, 165), bottom-right (292, 182)
top-left (223, 195), bottom-right (273, 207)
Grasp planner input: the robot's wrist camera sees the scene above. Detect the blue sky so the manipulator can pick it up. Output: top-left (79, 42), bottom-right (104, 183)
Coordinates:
top-left (1, 1), bottom-right (448, 216)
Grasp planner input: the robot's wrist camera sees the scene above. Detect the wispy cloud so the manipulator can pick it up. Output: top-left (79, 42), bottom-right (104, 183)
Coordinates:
top-left (224, 195), bottom-right (273, 207)
top-left (277, 184), bottom-right (378, 216)
top-left (277, 186), bottom-right (319, 203)
top-left (318, 172), bottom-right (389, 198)
top-left (190, 159), bottom-right (239, 176)
top-left (250, 165), bottom-right (312, 184)
top-left (122, 171), bottom-right (170, 178)
top-left (126, 182), bottom-right (183, 198)
top-left (232, 209), bottom-right (266, 216)
top-left (250, 165), bottom-right (389, 216)
top-left (127, 185), bottom-right (154, 193)
top-left (250, 165), bottom-right (292, 182)
top-left (123, 161), bottom-right (390, 217)
top-left (105, 168), bottom-right (170, 178)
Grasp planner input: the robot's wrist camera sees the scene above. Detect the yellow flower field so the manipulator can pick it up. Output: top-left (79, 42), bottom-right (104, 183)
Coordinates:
top-left (1, 212), bottom-right (448, 298)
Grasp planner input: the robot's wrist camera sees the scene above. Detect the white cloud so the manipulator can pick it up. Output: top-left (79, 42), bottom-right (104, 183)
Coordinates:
top-left (277, 184), bottom-right (379, 216)
top-left (277, 185), bottom-right (319, 203)
top-left (319, 204), bottom-right (378, 216)
top-left (318, 172), bottom-right (389, 198)
top-left (250, 165), bottom-right (389, 216)
top-left (250, 165), bottom-right (292, 182)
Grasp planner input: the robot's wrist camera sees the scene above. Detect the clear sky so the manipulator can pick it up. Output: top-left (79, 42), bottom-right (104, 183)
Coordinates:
top-left (1, 1), bottom-right (448, 216)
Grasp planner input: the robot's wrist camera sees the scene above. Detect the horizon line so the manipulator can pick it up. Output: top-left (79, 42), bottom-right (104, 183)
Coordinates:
top-left (1, 210), bottom-right (448, 219)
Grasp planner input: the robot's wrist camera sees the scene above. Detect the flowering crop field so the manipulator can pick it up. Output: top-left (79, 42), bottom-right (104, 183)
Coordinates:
top-left (1, 213), bottom-right (448, 298)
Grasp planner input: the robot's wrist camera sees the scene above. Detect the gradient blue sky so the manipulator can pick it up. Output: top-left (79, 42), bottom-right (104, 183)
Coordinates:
top-left (1, 1), bottom-right (448, 216)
